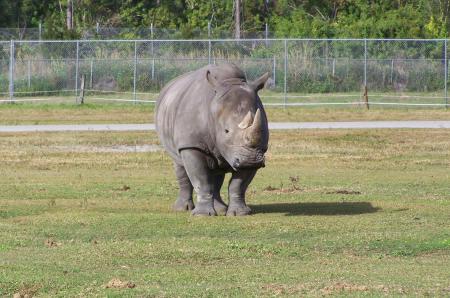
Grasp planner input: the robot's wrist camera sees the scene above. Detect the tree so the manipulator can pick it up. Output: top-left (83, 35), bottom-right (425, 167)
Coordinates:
top-left (234, 0), bottom-right (241, 39)
top-left (67, 0), bottom-right (73, 30)
top-left (1, 0), bottom-right (450, 39)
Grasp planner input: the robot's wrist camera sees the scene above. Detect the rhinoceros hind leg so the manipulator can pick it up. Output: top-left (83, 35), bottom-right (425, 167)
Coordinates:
top-left (213, 174), bottom-right (228, 215)
top-left (173, 163), bottom-right (195, 212)
top-left (226, 169), bottom-right (257, 216)
top-left (180, 149), bottom-right (217, 216)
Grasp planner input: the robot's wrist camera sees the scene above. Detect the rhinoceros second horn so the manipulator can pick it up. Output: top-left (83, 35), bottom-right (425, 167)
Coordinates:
top-left (238, 111), bottom-right (253, 129)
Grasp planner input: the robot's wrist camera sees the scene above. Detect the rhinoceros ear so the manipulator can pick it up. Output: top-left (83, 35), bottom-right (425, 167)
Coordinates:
top-left (250, 72), bottom-right (269, 92)
top-left (206, 70), bottom-right (220, 89)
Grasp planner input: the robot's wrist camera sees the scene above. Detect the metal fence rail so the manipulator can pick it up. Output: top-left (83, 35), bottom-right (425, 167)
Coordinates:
top-left (1, 38), bottom-right (449, 108)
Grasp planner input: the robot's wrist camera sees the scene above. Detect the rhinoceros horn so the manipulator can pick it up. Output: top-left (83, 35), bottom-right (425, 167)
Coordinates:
top-left (238, 111), bottom-right (253, 129)
top-left (244, 108), bottom-right (262, 147)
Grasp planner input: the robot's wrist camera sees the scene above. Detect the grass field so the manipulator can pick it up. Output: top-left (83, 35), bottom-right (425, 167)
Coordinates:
top-left (1, 129), bottom-right (449, 297)
top-left (0, 101), bottom-right (449, 125)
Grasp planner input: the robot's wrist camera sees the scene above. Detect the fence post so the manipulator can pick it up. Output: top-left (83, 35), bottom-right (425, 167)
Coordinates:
top-left (150, 23), bottom-right (154, 54)
top-left (390, 59), bottom-right (394, 84)
top-left (38, 22), bottom-right (42, 40)
top-left (9, 40), bottom-right (14, 102)
top-left (364, 38), bottom-right (367, 87)
top-left (89, 59), bottom-right (94, 88)
top-left (75, 40), bottom-right (79, 102)
top-left (265, 23), bottom-right (268, 46)
top-left (445, 39), bottom-right (448, 109)
top-left (133, 40), bottom-right (137, 104)
top-left (284, 39), bottom-right (287, 107)
top-left (363, 38), bottom-right (369, 109)
top-left (78, 74), bottom-right (85, 104)
top-left (27, 59), bottom-right (31, 88)
top-left (151, 58), bottom-right (155, 80)
top-left (151, 23), bottom-right (155, 81)
top-left (273, 55), bottom-right (276, 87)
top-left (363, 86), bottom-right (370, 110)
top-left (208, 21), bottom-right (211, 38)
top-left (208, 39), bottom-right (212, 65)
top-left (332, 58), bottom-right (336, 77)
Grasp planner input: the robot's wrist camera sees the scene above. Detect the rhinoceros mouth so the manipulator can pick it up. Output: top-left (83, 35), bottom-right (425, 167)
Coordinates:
top-left (226, 148), bottom-right (266, 170)
top-left (232, 158), bottom-right (265, 170)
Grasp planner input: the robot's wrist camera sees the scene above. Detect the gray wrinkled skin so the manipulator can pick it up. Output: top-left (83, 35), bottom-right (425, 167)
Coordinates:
top-left (155, 63), bottom-right (269, 216)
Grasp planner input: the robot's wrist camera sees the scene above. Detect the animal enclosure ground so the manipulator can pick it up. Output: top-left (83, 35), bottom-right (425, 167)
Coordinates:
top-left (1, 129), bottom-right (449, 297)
top-left (0, 101), bottom-right (449, 125)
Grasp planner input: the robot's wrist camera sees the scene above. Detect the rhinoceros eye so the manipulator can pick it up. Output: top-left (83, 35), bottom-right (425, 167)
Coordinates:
top-left (225, 129), bottom-right (230, 134)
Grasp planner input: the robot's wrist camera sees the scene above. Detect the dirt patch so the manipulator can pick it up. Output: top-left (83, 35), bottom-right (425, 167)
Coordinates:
top-left (52, 144), bottom-right (161, 153)
top-left (262, 176), bottom-right (303, 194)
top-left (320, 282), bottom-right (369, 295)
top-left (326, 189), bottom-right (362, 195)
top-left (105, 278), bottom-right (136, 289)
top-left (262, 283), bottom-right (393, 296)
top-left (289, 176), bottom-right (299, 183)
top-left (261, 283), bottom-right (306, 295)
top-left (263, 185), bottom-right (278, 192)
top-left (13, 284), bottom-right (40, 298)
top-left (114, 185), bottom-right (131, 191)
top-left (44, 238), bottom-right (60, 248)
top-left (263, 185), bottom-right (303, 194)
top-left (14, 292), bottom-right (34, 298)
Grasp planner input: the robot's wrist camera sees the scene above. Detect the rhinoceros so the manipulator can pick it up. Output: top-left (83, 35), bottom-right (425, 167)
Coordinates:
top-left (155, 63), bottom-right (269, 216)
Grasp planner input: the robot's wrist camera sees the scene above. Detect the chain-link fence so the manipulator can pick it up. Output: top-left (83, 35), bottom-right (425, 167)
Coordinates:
top-left (0, 28), bottom-right (42, 41)
top-left (0, 41), bottom-right (11, 99)
top-left (1, 39), bottom-right (449, 107)
top-left (83, 27), bottom-right (270, 40)
top-left (0, 26), bottom-right (271, 41)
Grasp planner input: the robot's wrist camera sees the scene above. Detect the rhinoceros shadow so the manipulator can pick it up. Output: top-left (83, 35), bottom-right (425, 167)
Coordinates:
top-left (249, 202), bottom-right (380, 216)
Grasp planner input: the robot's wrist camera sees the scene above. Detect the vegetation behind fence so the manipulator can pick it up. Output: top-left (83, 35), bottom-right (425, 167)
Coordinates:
top-left (0, 39), bottom-right (449, 107)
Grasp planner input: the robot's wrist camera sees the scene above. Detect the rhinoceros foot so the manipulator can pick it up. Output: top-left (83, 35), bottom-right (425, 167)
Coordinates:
top-left (226, 204), bottom-right (252, 216)
top-left (191, 203), bottom-right (217, 216)
top-left (173, 198), bottom-right (195, 212)
top-left (214, 198), bottom-right (228, 215)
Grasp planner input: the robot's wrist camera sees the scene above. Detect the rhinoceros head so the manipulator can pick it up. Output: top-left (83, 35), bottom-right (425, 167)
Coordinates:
top-left (207, 69), bottom-right (269, 170)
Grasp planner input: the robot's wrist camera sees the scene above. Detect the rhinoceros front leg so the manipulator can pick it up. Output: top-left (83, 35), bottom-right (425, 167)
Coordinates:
top-left (180, 149), bottom-right (217, 216)
top-left (213, 174), bottom-right (228, 215)
top-left (173, 163), bottom-right (195, 211)
top-left (227, 169), bottom-right (257, 216)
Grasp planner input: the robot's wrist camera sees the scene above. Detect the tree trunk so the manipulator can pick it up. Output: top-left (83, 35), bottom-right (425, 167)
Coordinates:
top-left (66, 0), bottom-right (73, 30)
top-left (234, 0), bottom-right (241, 39)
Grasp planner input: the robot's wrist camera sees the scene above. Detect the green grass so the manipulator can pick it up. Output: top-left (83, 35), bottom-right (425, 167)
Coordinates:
top-left (0, 100), bottom-right (449, 125)
top-left (1, 129), bottom-right (449, 296)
